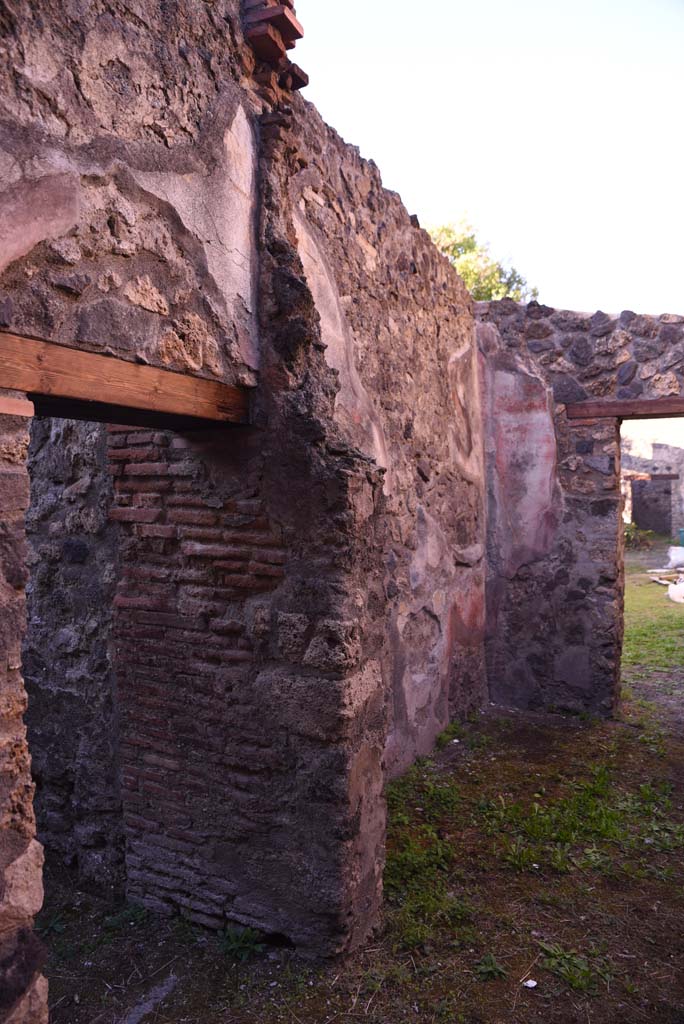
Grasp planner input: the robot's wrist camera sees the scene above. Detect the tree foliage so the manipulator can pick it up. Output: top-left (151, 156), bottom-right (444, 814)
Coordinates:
top-left (429, 222), bottom-right (538, 302)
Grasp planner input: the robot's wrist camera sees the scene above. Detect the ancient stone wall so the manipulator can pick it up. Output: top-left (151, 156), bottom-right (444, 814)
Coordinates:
top-left (0, 4), bottom-right (264, 1014)
top-left (0, 1), bottom-right (259, 387)
top-left (478, 300), bottom-right (684, 714)
top-left (105, 88), bottom-right (486, 951)
top-left (0, 3), bottom-right (486, 1010)
top-left (289, 103), bottom-right (487, 776)
top-left (23, 420), bottom-right (121, 883)
top-left (105, 144), bottom-right (392, 949)
top-left (631, 477), bottom-right (672, 535)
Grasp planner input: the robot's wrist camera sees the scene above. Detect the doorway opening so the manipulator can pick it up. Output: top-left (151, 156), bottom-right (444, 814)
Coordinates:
top-left (619, 416), bottom-right (684, 737)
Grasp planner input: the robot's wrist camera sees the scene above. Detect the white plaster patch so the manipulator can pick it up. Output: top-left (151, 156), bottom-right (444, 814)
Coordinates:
top-left (131, 105), bottom-right (259, 369)
top-left (293, 209), bottom-right (391, 488)
top-left (0, 147), bottom-right (23, 190)
top-left (409, 505), bottom-right (450, 593)
top-left (402, 669), bottom-right (434, 725)
top-left (447, 332), bottom-right (485, 484)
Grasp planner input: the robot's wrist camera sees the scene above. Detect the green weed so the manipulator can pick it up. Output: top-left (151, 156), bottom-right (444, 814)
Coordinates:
top-left (474, 953), bottom-right (508, 981)
top-left (387, 764), bottom-right (461, 825)
top-left (539, 941), bottom-right (611, 994)
top-left (503, 837), bottom-right (539, 872)
top-left (220, 926), bottom-right (265, 962)
top-left (436, 722), bottom-right (464, 749)
top-left (385, 825), bottom-right (453, 893)
top-left (549, 842), bottom-right (573, 873)
top-left (638, 725), bottom-right (667, 757)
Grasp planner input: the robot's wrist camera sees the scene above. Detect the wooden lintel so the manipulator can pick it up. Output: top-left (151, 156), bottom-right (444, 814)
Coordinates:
top-left (566, 396), bottom-right (684, 421)
top-left (0, 395), bottom-right (35, 418)
top-left (0, 331), bottom-right (250, 428)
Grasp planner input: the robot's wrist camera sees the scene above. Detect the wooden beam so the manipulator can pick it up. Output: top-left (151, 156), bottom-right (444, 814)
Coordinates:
top-left (566, 396), bottom-right (684, 421)
top-left (0, 331), bottom-right (249, 428)
top-left (0, 395), bottom-right (35, 418)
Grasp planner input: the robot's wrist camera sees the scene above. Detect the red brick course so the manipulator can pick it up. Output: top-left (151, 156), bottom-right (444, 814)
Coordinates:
top-left (107, 426), bottom-right (289, 929)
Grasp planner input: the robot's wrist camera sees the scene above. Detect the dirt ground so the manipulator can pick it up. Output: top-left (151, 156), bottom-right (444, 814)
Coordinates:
top-left (37, 547), bottom-right (684, 1024)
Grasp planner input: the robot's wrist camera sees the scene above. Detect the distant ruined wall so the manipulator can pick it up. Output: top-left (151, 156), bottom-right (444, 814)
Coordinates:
top-left (630, 477), bottom-right (672, 535)
top-left (623, 442), bottom-right (684, 537)
top-left (478, 299), bottom-right (684, 714)
top-left (23, 420), bottom-right (120, 883)
top-left (290, 104), bottom-right (487, 776)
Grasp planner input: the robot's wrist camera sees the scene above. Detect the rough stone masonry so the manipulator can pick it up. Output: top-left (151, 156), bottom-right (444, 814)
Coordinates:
top-left (0, 3), bottom-right (682, 1022)
top-left (477, 300), bottom-right (684, 715)
top-left (0, 3), bottom-right (484, 1017)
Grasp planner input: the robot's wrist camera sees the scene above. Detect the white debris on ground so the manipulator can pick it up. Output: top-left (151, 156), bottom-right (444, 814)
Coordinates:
top-left (668, 580), bottom-right (684, 604)
top-left (666, 546), bottom-right (684, 569)
top-left (646, 549), bottom-right (684, 603)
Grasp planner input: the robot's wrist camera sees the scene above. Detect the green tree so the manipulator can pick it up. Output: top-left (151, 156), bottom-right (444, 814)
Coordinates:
top-left (429, 222), bottom-right (538, 302)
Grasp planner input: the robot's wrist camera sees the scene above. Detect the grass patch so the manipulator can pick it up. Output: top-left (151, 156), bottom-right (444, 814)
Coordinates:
top-left (623, 571), bottom-right (684, 668)
top-left (436, 721), bottom-right (464, 749)
top-left (477, 763), bottom-right (680, 874)
top-left (385, 763), bottom-right (470, 949)
top-left (539, 941), bottom-right (612, 994)
top-left (384, 730), bottom-right (683, 958)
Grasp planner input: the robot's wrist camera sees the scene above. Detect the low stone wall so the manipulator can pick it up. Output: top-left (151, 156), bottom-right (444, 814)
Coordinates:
top-left (477, 299), bottom-right (684, 715)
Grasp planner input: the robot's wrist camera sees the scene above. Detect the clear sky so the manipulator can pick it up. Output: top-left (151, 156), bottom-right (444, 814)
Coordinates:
top-left (295, 0), bottom-right (684, 316)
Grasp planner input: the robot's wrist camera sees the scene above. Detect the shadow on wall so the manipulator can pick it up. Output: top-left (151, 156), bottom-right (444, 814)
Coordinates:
top-left (23, 417), bottom-right (122, 884)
